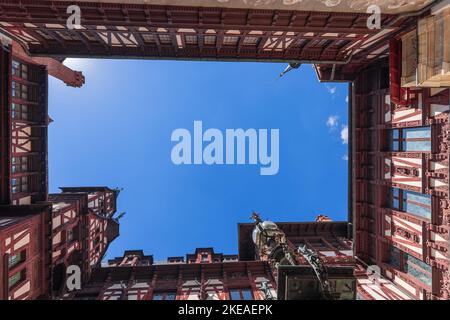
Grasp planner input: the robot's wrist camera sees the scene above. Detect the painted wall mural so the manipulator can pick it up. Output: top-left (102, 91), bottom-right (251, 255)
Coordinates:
top-left (57, 0), bottom-right (435, 14)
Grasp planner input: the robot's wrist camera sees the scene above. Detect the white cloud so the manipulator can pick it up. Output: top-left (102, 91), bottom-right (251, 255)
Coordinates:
top-left (342, 154), bottom-right (349, 161)
top-left (326, 115), bottom-right (339, 129)
top-left (345, 95), bottom-right (349, 103)
top-left (341, 125), bottom-right (349, 144)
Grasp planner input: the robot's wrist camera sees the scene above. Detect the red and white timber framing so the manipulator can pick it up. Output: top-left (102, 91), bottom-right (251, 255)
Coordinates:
top-left (0, 45), bottom-right (48, 206)
top-left (11, 42), bottom-right (85, 88)
top-left (59, 187), bottom-right (119, 218)
top-left (65, 258), bottom-right (276, 301)
top-left (0, 0), bottom-right (425, 80)
top-left (51, 187), bottom-right (120, 282)
top-left (0, 205), bottom-right (52, 300)
top-left (48, 193), bottom-right (87, 270)
top-left (352, 37), bottom-right (450, 300)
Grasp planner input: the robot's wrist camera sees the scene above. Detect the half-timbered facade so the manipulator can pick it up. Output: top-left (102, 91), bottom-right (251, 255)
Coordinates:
top-left (0, 45), bottom-right (48, 206)
top-left (0, 0), bottom-right (438, 82)
top-left (66, 220), bottom-right (354, 300)
top-left (239, 221), bottom-right (355, 300)
top-left (352, 37), bottom-right (450, 299)
top-left (48, 187), bottom-right (120, 295)
top-left (0, 205), bottom-right (52, 300)
top-left (65, 247), bottom-right (274, 301)
top-left (1, 0), bottom-right (449, 301)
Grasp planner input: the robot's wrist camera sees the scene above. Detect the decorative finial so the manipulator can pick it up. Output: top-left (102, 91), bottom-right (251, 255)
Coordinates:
top-left (251, 212), bottom-right (262, 223)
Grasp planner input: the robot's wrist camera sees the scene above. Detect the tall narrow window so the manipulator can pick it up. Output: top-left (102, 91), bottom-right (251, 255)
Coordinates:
top-left (11, 81), bottom-right (28, 100)
top-left (67, 228), bottom-right (75, 243)
top-left (390, 127), bottom-right (431, 152)
top-left (94, 236), bottom-right (100, 247)
top-left (389, 246), bottom-right (401, 269)
top-left (12, 60), bottom-right (28, 80)
top-left (391, 188), bottom-right (400, 210)
top-left (8, 251), bottom-right (26, 269)
top-left (11, 176), bottom-right (29, 194)
top-left (12, 60), bottom-right (20, 77)
top-left (11, 104), bottom-right (29, 121)
top-left (11, 156), bottom-right (29, 174)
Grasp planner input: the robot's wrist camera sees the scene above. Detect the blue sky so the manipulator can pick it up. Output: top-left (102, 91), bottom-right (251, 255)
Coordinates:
top-left (48, 59), bottom-right (349, 261)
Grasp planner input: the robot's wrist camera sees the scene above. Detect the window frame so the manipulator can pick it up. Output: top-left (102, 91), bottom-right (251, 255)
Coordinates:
top-left (12, 60), bottom-right (28, 80)
top-left (388, 246), bottom-right (432, 288)
top-left (389, 127), bottom-right (431, 152)
top-left (11, 176), bottom-right (29, 194)
top-left (12, 81), bottom-right (29, 100)
top-left (229, 288), bottom-right (253, 300)
top-left (8, 269), bottom-right (26, 290)
top-left (11, 103), bottom-right (29, 121)
top-left (152, 292), bottom-right (177, 300)
top-left (11, 156), bottom-right (29, 174)
top-left (389, 188), bottom-right (432, 220)
top-left (8, 250), bottom-right (26, 269)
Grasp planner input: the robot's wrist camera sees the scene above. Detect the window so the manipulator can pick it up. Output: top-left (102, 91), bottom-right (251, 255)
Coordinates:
top-left (389, 246), bottom-right (401, 269)
top-left (12, 60), bottom-right (28, 80)
top-left (142, 34), bottom-right (155, 43)
top-left (11, 156), bottom-right (29, 174)
top-left (67, 228), bottom-right (75, 243)
top-left (295, 38), bottom-right (307, 48)
top-left (229, 288), bottom-right (253, 300)
top-left (158, 34), bottom-right (171, 44)
top-left (12, 81), bottom-right (28, 100)
top-left (223, 36), bottom-right (239, 46)
top-left (243, 37), bottom-right (259, 46)
top-left (204, 35), bottom-right (216, 45)
top-left (390, 188), bottom-right (431, 220)
top-left (185, 35), bottom-right (198, 45)
top-left (389, 246), bottom-right (432, 287)
top-left (390, 127), bottom-right (431, 152)
top-left (36, 30), bottom-right (54, 40)
top-left (391, 187), bottom-right (400, 210)
top-left (11, 176), bottom-right (29, 194)
top-left (8, 270), bottom-right (25, 289)
top-left (201, 253), bottom-right (208, 262)
top-left (8, 251), bottom-right (26, 269)
top-left (404, 253), bottom-right (432, 287)
top-left (11, 103), bottom-right (29, 121)
top-left (94, 236), bottom-right (100, 247)
top-left (152, 292), bottom-right (176, 300)
top-left (55, 31), bottom-right (78, 41)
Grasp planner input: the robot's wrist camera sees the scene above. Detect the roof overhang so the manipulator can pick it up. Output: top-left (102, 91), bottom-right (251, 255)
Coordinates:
top-left (54, 0), bottom-right (436, 15)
